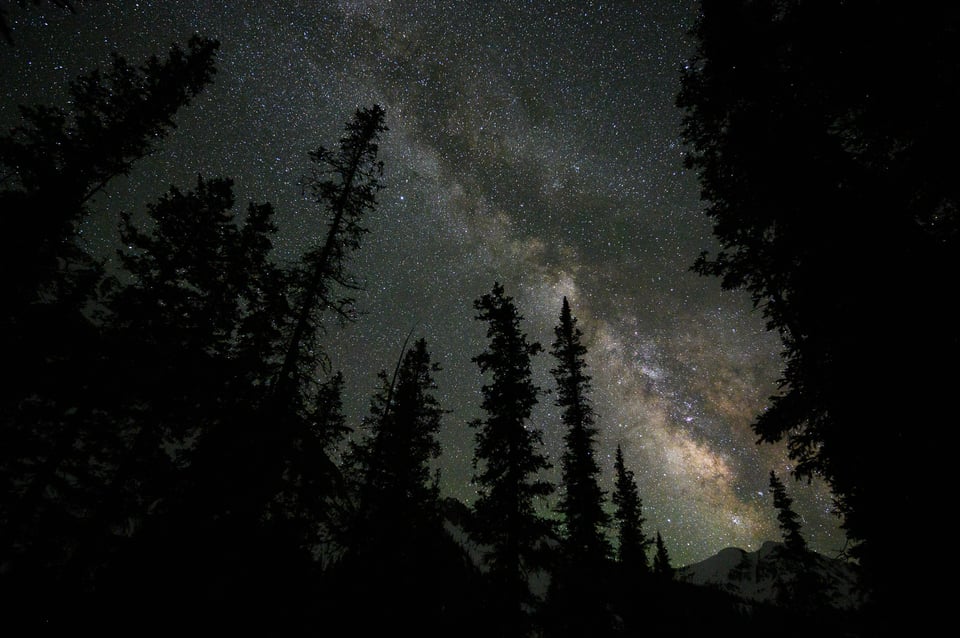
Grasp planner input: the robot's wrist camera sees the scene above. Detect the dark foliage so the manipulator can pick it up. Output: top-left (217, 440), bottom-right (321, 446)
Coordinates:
top-left (767, 473), bottom-right (833, 614)
top-left (612, 443), bottom-right (651, 574)
top-left (652, 531), bottom-right (674, 580)
top-left (328, 339), bottom-right (481, 637)
top-left (545, 297), bottom-right (613, 637)
top-left (0, 36), bottom-right (220, 623)
top-left (470, 282), bottom-right (554, 638)
top-left (768, 471), bottom-right (806, 554)
top-left (346, 338), bottom-right (444, 538)
top-left (274, 104), bottom-right (387, 403)
top-left (114, 106), bottom-right (387, 622)
top-left (677, 0), bottom-right (959, 622)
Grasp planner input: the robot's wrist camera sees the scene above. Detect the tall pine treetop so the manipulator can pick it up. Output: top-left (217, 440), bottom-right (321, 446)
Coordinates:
top-left (612, 444), bottom-right (650, 572)
top-left (652, 531), bottom-right (674, 580)
top-left (551, 296), bottom-right (610, 562)
top-left (470, 282), bottom-right (553, 638)
top-left (769, 470), bottom-right (807, 554)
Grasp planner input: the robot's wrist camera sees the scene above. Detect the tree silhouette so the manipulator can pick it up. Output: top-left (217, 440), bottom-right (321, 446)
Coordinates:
top-left (1, 34), bottom-right (218, 311)
top-left (677, 0), bottom-right (958, 618)
top-left (546, 296), bottom-right (612, 637)
top-left (768, 470), bottom-right (806, 554)
top-left (274, 104), bottom-right (387, 405)
top-left (652, 531), bottom-right (673, 580)
top-left (470, 282), bottom-right (554, 638)
top-left (612, 444), bottom-right (650, 574)
top-left (91, 173), bottom-right (327, 622)
top-left (551, 297), bottom-right (611, 562)
top-left (0, 37), bottom-right (219, 620)
top-left (335, 337), bottom-right (470, 635)
top-left (346, 337), bottom-right (444, 550)
top-left (134, 106), bottom-right (387, 620)
top-left (91, 176), bottom-right (282, 570)
top-left (767, 470), bottom-right (828, 613)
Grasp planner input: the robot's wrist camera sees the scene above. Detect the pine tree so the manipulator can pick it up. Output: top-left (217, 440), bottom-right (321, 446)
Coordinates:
top-left (181, 106), bottom-right (386, 534)
top-left (609, 445), bottom-right (653, 638)
top-left (767, 471), bottom-right (829, 612)
top-left (0, 35), bottom-right (218, 315)
top-left (652, 531), bottom-right (674, 580)
top-left (552, 297), bottom-right (611, 562)
top-left (768, 470), bottom-right (807, 553)
top-left (677, 2), bottom-right (959, 618)
top-left (348, 338), bottom-right (445, 544)
top-left (612, 444), bottom-right (650, 573)
top-left (337, 338), bottom-right (456, 634)
top-left (147, 108), bottom-right (386, 618)
top-left (273, 104), bottom-right (387, 407)
top-left (0, 38), bottom-right (219, 618)
top-left (470, 282), bottom-right (553, 638)
top-left (108, 176), bottom-right (289, 509)
top-left (267, 370), bottom-right (350, 551)
top-left (95, 174), bottom-right (317, 620)
top-left (547, 297), bottom-right (611, 637)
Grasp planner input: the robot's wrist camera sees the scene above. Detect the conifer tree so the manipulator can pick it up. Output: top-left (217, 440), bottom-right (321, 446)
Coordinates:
top-left (769, 470), bottom-right (807, 553)
top-left (144, 107), bottom-right (387, 617)
top-left (0, 38), bottom-right (219, 615)
top-left (348, 338), bottom-right (445, 546)
top-left (274, 104), bottom-right (387, 407)
top-left (267, 370), bottom-right (350, 551)
top-left (767, 471), bottom-right (828, 612)
top-left (652, 531), bottom-right (674, 580)
top-left (612, 444), bottom-right (650, 573)
top-left (470, 282), bottom-right (553, 638)
top-left (0, 35), bottom-right (218, 314)
top-left (547, 297), bottom-right (611, 637)
top-left (183, 106), bottom-right (387, 530)
top-left (677, 2), bottom-right (959, 617)
top-left (81, 177), bottom-right (281, 562)
top-left (96, 174), bottom-right (316, 619)
top-left (336, 338), bottom-right (455, 634)
top-left (552, 297), bottom-right (610, 562)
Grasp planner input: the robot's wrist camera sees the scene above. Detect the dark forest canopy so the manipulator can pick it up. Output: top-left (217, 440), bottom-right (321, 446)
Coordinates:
top-left (678, 0), bottom-right (959, 628)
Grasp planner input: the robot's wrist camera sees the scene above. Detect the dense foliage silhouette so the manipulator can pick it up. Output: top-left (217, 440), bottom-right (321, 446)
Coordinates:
top-left (545, 296), bottom-right (613, 637)
top-left (678, 1), bottom-right (958, 626)
top-left (469, 282), bottom-right (554, 638)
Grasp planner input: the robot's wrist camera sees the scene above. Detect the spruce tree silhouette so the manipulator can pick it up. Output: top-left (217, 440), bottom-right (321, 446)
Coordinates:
top-left (768, 471), bottom-right (806, 554)
top-left (767, 470), bottom-right (829, 614)
top-left (652, 531), bottom-right (673, 580)
top-left (470, 282), bottom-right (554, 638)
top-left (97, 173), bottom-right (326, 624)
top-left (609, 444), bottom-right (655, 637)
top-left (612, 444), bottom-right (651, 574)
top-left (334, 338), bottom-right (476, 636)
top-left (133, 105), bottom-right (386, 623)
top-left (546, 296), bottom-right (612, 637)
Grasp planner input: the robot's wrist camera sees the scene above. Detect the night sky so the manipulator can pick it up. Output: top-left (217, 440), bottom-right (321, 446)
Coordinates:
top-left (1, 0), bottom-right (842, 566)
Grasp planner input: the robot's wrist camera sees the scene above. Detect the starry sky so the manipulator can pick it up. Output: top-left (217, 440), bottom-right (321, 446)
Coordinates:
top-left (1, 0), bottom-right (843, 566)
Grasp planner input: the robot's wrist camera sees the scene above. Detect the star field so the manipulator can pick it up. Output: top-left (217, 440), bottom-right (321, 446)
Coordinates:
top-left (1, 0), bottom-right (842, 566)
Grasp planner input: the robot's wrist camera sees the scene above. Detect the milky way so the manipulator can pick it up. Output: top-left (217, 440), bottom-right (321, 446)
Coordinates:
top-left (1, 0), bottom-right (842, 565)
